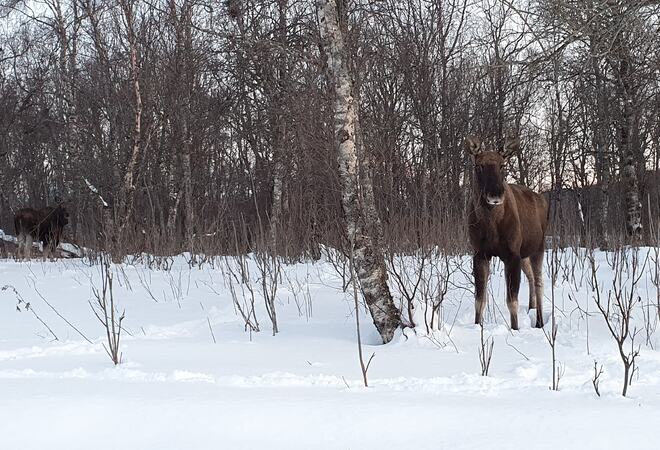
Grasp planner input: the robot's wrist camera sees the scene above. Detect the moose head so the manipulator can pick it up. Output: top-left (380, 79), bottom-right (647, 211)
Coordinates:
top-left (465, 136), bottom-right (519, 207)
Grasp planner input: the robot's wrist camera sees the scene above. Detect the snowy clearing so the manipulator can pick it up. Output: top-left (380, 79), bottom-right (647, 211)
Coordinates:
top-left (1, 246), bottom-right (660, 450)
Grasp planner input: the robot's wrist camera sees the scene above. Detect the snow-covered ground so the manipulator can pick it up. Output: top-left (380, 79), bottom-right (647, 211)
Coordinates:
top-left (1, 245), bottom-right (660, 450)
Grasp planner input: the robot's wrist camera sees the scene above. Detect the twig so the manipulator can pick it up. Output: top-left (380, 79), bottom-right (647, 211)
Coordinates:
top-left (207, 316), bottom-right (217, 344)
top-left (31, 284), bottom-right (93, 344)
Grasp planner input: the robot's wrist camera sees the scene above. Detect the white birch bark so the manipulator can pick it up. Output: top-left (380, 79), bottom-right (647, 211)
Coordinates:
top-left (317, 0), bottom-right (401, 343)
top-left (269, 0), bottom-right (287, 255)
top-left (116, 0), bottom-right (142, 240)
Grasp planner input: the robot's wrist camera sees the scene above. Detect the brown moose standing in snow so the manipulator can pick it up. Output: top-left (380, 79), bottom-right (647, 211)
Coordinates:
top-left (465, 136), bottom-right (548, 330)
top-left (14, 204), bottom-right (69, 260)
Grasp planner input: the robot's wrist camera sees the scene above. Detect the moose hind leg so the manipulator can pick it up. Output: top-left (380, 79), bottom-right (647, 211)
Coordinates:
top-left (24, 234), bottom-right (33, 261)
top-left (505, 256), bottom-right (522, 330)
top-left (473, 254), bottom-right (490, 325)
top-left (521, 257), bottom-right (535, 310)
top-left (42, 241), bottom-right (51, 261)
top-left (531, 251), bottom-right (544, 328)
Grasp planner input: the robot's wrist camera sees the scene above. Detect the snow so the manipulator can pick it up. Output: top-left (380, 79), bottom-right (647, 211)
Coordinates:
top-left (1, 228), bottom-right (17, 244)
top-left (84, 178), bottom-right (109, 207)
top-left (1, 246), bottom-right (660, 449)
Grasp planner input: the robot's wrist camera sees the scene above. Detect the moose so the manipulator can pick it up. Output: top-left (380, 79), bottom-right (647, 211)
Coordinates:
top-left (465, 136), bottom-right (548, 330)
top-left (14, 204), bottom-right (69, 260)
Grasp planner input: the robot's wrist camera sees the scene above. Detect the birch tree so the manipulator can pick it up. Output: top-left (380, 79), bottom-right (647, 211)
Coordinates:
top-left (317, 0), bottom-right (401, 343)
top-left (115, 0), bottom-right (143, 248)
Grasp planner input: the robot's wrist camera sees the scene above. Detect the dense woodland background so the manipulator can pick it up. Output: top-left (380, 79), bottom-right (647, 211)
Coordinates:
top-left (1, 0), bottom-right (660, 258)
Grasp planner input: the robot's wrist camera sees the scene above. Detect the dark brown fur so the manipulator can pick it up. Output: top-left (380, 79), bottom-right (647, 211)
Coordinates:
top-left (466, 136), bottom-right (548, 329)
top-left (14, 205), bottom-right (69, 260)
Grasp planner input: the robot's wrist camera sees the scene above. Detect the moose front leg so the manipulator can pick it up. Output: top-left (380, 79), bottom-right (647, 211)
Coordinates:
top-left (505, 256), bottom-right (522, 330)
top-left (16, 233), bottom-right (24, 260)
top-left (531, 251), bottom-right (545, 328)
top-left (473, 253), bottom-right (490, 325)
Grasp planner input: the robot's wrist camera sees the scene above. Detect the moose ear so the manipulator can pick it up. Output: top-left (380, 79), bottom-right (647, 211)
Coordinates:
top-left (501, 137), bottom-right (520, 160)
top-left (464, 136), bottom-right (482, 156)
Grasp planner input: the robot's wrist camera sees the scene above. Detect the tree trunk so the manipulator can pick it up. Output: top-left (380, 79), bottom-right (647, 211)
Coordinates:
top-left (318, 0), bottom-right (401, 343)
top-left (269, 0), bottom-right (288, 256)
top-left (180, 2), bottom-right (195, 251)
top-left (115, 0), bottom-right (143, 250)
top-left (182, 139), bottom-right (194, 247)
top-left (592, 37), bottom-right (610, 248)
top-left (270, 161), bottom-right (284, 250)
top-left (616, 49), bottom-right (642, 238)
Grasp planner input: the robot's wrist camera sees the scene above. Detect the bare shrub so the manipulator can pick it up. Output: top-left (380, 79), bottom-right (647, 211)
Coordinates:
top-left (254, 249), bottom-right (281, 336)
top-left (350, 237), bottom-right (374, 388)
top-left (545, 241), bottom-right (561, 390)
top-left (386, 249), bottom-right (429, 328)
top-left (386, 242), bottom-right (467, 345)
top-left (647, 210), bottom-right (660, 347)
top-left (592, 361), bottom-right (604, 397)
top-left (89, 253), bottom-right (125, 365)
top-left (587, 245), bottom-right (645, 396)
top-left (478, 323), bottom-right (494, 376)
top-left (282, 267), bottom-right (313, 321)
top-left (219, 254), bottom-right (260, 335)
top-left (323, 245), bottom-right (351, 292)
top-left (2, 284), bottom-right (59, 341)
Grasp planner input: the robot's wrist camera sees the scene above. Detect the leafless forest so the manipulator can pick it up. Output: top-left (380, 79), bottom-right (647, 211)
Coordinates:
top-left (1, 0), bottom-right (660, 259)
